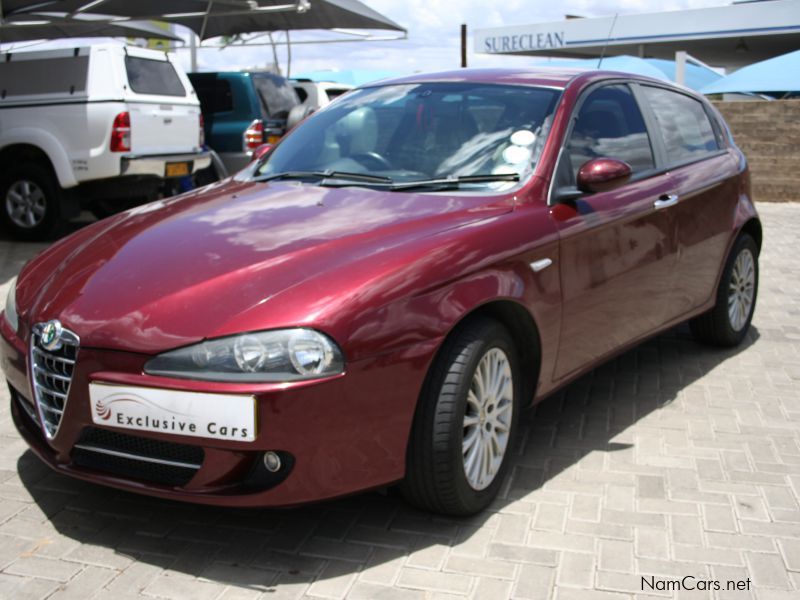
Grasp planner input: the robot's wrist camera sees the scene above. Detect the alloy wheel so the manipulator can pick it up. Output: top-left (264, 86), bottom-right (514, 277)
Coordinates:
top-left (462, 347), bottom-right (514, 491)
top-left (728, 248), bottom-right (755, 332)
top-left (5, 179), bottom-right (47, 229)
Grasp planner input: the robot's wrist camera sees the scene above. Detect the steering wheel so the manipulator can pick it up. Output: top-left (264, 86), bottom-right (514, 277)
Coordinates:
top-left (350, 152), bottom-right (392, 171)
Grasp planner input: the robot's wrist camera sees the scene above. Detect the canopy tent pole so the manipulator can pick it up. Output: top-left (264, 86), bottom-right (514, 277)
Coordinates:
top-left (198, 0), bottom-right (214, 42)
top-left (675, 50), bottom-right (687, 85)
top-left (267, 31), bottom-right (280, 74)
top-left (190, 30), bottom-right (197, 71)
top-left (286, 30), bottom-right (291, 77)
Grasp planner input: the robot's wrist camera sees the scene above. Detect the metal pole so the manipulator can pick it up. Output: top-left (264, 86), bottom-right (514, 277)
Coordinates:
top-left (675, 50), bottom-right (687, 85)
top-left (199, 0), bottom-right (214, 42)
top-left (190, 32), bottom-right (197, 72)
top-left (286, 30), bottom-right (291, 77)
top-left (460, 24), bottom-right (467, 68)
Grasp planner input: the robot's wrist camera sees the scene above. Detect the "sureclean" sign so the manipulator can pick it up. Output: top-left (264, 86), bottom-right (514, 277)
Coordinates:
top-left (483, 31), bottom-right (565, 53)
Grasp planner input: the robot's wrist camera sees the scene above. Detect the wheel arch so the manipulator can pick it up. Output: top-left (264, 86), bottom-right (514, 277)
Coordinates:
top-left (431, 298), bottom-right (542, 408)
top-left (0, 143), bottom-right (60, 184)
top-left (0, 130), bottom-right (76, 188)
top-left (739, 217), bottom-right (762, 254)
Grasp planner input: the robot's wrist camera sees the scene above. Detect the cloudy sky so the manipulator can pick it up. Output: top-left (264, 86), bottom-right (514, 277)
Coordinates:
top-left (176, 0), bottom-right (729, 76)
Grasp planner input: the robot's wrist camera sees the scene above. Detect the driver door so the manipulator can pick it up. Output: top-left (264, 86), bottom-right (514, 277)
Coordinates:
top-left (551, 83), bottom-right (679, 381)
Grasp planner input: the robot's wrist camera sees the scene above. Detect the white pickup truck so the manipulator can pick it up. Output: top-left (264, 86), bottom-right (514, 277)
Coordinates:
top-left (0, 43), bottom-right (210, 239)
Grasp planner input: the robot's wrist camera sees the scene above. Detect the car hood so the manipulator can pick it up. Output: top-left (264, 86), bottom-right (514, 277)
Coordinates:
top-left (18, 180), bottom-right (514, 353)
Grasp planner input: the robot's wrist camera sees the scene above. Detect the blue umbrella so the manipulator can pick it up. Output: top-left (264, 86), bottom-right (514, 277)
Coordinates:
top-left (701, 49), bottom-right (800, 94)
top-left (533, 55), bottom-right (669, 82)
top-left (643, 58), bottom-right (722, 92)
top-left (532, 55), bottom-right (722, 92)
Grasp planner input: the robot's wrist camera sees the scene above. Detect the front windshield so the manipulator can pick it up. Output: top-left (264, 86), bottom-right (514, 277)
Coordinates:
top-left (255, 82), bottom-right (561, 190)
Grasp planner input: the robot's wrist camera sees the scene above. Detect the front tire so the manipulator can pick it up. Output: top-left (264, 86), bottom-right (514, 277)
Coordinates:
top-left (400, 318), bottom-right (521, 516)
top-left (690, 233), bottom-right (758, 346)
top-left (0, 163), bottom-right (62, 240)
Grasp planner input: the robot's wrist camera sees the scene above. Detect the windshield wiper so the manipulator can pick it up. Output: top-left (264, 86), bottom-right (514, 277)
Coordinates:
top-left (252, 170), bottom-right (393, 185)
top-left (389, 173), bottom-right (520, 191)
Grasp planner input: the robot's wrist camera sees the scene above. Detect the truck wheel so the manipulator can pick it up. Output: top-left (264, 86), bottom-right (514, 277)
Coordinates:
top-left (0, 164), bottom-right (62, 240)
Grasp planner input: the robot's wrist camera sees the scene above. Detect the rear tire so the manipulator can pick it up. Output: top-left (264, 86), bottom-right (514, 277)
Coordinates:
top-left (0, 163), bottom-right (62, 240)
top-left (400, 317), bottom-right (521, 516)
top-left (690, 233), bottom-right (758, 346)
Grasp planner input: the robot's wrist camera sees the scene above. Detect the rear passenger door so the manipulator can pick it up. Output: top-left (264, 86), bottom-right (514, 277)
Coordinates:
top-left (636, 85), bottom-right (741, 319)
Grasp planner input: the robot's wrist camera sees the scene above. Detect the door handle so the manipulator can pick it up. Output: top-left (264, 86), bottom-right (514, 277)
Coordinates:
top-left (654, 194), bottom-right (679, 210)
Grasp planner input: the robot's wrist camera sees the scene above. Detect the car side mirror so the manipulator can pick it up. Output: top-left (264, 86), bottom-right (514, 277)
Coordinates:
top-left (250, 143), bottom-right (273, 163)
top-left (576, 157), bottom-right (632, 194)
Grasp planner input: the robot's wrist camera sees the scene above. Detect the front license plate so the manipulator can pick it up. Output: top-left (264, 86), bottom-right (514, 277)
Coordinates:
top-left (89, 383), bottom-right (256, 442)
top-left (165, 161), bottom-right (190, 177)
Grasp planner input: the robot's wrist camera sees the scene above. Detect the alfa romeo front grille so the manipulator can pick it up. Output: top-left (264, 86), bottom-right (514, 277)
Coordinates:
top-left (30, 322), bottom-right (79, 439)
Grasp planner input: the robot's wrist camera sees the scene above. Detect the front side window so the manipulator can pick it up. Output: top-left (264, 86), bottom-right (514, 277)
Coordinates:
top-left (562, 84), bottom-right (655, 186)
top-left (125, 56), bottom-right (185, 97)
top-left (256, 82), bottom-right (561, 190)
top-left (640, 86), bottom-right (719, 165)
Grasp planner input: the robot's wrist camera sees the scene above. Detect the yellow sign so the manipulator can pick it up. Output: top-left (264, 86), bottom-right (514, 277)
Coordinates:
top-left (128, 21), bottom-right (172, 51)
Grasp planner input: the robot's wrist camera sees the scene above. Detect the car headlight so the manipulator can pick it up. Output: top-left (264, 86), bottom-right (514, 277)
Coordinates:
top-left (3, 277), bottom-right (18, 333)
top-left (144, 328), bottom-right (345, 382)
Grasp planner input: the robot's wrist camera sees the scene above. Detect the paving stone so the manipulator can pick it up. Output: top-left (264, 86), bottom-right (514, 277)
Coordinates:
top-left (777, 538), bottom-right (800, 572)
top-left (142, 572), bottom-right (227, 600)
top-left (701, 504), bottom-right (738, 533)
top-left (556, 551), bottom-right (594, 588)
top-left (472, 576), bottom-right (513, 600)
top-left (634, 528), bottom-right (669, 560)
top-left (347, 581), bottom-right (425, 600)
top-left (305, 560), bottom-right (358, 599)
top-left (514, 563), bottom-right (555, 599)
top-left (47, 566), bottom-right (117, 600)
top-left (488, 543), bottom-right (558, 566)
top-left (4, 555), bottom-right (83, 582)
top-left (444, 554), bottom-right (516, 580)
top-left (396, 567), bottom-right (472, 595)
top-left (745, 553), bottom-right (792, 589)
top-left (357, 547), bottom-right (405, 585)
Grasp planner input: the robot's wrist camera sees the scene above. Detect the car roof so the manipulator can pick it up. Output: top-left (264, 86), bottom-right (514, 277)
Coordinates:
top-left (361, 67), bottom-right (673, 91)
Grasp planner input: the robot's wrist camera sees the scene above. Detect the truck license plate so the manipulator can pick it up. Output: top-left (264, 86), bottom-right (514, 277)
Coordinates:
top-left (165, 162), bottom-right (190, 177)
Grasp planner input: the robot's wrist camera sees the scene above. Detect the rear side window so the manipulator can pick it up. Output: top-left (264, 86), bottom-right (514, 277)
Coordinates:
top-left (252, 75), bottom-right (299, 119)
top-left (640, 86), bottom-right (719, 164)
top-left (325, 88), bottom-right (349, 101)
top-left (192, 78), bottom-right (233, 113)
top-left (125, 56), bottom-right (185, 97)
top-left (294, 86), bottom-right (309, 103)
top-left (563, 84), bottom-right (654, 184)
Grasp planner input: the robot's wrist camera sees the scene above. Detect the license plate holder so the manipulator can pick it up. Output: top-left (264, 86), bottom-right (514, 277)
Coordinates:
top-left (89, 383), bottom-right (256, 442)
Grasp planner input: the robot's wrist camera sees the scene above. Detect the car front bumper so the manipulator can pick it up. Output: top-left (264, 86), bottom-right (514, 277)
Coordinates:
top-left (1, 317), bottom-right (436, 507)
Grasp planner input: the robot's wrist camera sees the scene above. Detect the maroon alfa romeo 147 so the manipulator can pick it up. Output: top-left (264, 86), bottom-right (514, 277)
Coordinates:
top-left (1, 69), bottom-right (760, 515)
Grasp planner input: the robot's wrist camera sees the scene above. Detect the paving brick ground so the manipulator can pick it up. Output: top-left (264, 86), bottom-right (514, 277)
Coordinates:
top-left (0, 203), bottom-right (798, 600)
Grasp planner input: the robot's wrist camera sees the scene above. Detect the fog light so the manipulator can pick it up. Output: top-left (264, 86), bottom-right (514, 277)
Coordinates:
top-left (263, 451), bottom-right (282, 472)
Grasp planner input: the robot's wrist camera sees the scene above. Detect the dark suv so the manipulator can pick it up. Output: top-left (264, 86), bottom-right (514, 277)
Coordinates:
top-left (188, 71), bottom-right (302, 175)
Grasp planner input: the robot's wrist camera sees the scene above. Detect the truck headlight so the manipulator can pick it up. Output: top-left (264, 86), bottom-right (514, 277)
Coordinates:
top-left (3, 277), bottom-right (18, 333)
top-left (144, 328), bottom-right (344, 382)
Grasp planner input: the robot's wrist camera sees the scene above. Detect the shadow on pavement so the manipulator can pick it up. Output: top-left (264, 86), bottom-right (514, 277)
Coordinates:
top-left (16, 324), bottom-right (761, 593)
